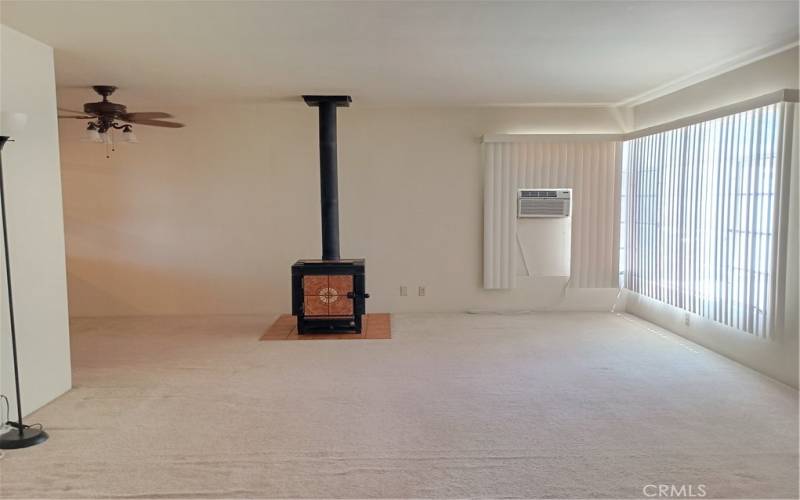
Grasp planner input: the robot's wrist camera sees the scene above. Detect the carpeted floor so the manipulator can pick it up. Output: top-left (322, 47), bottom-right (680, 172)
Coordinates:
top-left (1, 313), bottom-right (797, 499)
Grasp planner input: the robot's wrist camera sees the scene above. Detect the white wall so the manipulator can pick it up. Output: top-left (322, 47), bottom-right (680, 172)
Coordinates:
top-left (59, 105), bottom-right (623, 317)
top-left (625, 47), bottom-right (800, 388)
top-left (0, 25), bottom-right (71, 416)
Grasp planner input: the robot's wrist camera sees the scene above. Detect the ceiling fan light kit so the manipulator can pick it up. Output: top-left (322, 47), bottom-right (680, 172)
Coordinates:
top-left (82, 123), bottom-right (101, 143)
top-left (60, 85), bottom-right (182, 157)
top-left (120, 125), bottom-right (138, 143)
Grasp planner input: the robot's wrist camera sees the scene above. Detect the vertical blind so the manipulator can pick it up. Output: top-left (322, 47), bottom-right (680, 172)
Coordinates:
top-left (484, 139), bottom-right (621, 289)
top-left (621, 102), bottom-right (795, 338)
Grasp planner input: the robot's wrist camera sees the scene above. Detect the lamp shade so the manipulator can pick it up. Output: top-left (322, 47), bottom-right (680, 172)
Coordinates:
top-left (121, 127), bottom-right (138, 143)
top-left (0, 112), bottom-right (28, 137)
top-left (82, 127), bottom-right (102, 143)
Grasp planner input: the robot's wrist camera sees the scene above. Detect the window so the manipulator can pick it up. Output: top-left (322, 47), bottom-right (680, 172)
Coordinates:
top-left (620, 102), bottom-right (794, 338)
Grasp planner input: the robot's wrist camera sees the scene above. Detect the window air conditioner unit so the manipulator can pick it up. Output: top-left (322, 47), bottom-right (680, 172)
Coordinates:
top-left (517, 189), bottom-right (571, 218)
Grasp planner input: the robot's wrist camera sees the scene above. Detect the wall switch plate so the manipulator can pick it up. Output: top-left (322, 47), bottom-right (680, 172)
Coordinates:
top-left (418, 286), bottom-right (426, 296)
top-left (400, 286), bottom-right (407, 296)
top-left (684, 312), bottom-right (691, 326)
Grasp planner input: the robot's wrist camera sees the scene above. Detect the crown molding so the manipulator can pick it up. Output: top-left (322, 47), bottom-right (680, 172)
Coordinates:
top-left (616, 38), bottom-right (800, 108)
top-left (480, 102), bottom-right (615, 108)
top-left (483, 89), bottom-right (798, 143)
top-left (482, 133), bottom-right (624, 143)
top-left (624, 88), bottom-right (798, 140)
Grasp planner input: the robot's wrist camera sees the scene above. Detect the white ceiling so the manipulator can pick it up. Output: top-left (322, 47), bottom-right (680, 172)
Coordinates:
top-left (2, 1), bottom-right (798, 108)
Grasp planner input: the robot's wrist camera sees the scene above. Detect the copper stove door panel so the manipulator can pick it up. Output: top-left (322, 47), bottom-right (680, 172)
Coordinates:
top-left (304, 294), bottom-right (329, 316)
top-left (303, 275), bottom-right (329, 316)
top-left (328, 295), bottom-right (353, 316)
top-left (328, 275), bottom-right (354, 316)
top-left (328, 275), bottom-right (353, 294)
top-left (303, 275), bottom-right (329, 296)
top-left (302, 274), bottom-right (354, 317)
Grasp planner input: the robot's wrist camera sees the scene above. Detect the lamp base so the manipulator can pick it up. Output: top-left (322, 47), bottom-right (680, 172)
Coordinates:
top-left (0, 427), bottom-right (48, 449)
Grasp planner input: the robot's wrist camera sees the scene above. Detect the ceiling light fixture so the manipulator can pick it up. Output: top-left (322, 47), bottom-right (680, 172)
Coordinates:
top-left (120, 125), bottom-right (138, 143)
top-left (77, 118), bottom-right (127, 158)
top-left (59, 86), bottom-right (185, 158)
top-left (82, 123), bottom-right (102, 143)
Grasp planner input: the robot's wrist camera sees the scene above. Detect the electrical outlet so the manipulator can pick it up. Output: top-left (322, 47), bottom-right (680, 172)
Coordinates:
top-left (418, 286), bottom-right (426, 296)
top-left (684, 312), bottom-right (691, 326)
top-left (400, 286), bottom-right (407, 296)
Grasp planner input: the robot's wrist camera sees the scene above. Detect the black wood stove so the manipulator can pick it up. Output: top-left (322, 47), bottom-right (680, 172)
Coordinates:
top-left (291, 95), bottom-right (369, 334)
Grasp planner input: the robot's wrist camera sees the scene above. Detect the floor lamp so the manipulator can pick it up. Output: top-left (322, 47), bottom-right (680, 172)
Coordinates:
top-left (0, 112), bottom-right (48, 449)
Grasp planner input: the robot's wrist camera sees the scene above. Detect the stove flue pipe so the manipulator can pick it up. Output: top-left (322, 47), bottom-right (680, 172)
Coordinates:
top-left (303, 95), bottom-right (351, 261)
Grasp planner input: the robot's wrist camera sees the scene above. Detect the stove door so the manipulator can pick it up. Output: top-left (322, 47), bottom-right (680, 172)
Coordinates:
top-left (302, 274), bottom-right (354, 317)
top-left (328, 275), bottom-right (354, 316)
top-left (302, 276), bottom-right (329, 316)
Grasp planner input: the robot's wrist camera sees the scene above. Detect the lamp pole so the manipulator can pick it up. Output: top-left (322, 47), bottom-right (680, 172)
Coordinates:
top-left (0, 135), bottom-right (48, 449)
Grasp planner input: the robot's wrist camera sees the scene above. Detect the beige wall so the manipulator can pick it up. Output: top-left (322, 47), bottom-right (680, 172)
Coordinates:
top-left (60, 105), bottom-right (623, 317)
top-left (0, 25), bottom-right (71, 416)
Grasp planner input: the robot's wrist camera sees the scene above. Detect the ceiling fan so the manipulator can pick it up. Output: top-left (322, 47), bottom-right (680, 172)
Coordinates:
top-left (58, 85), bottom-right (184, 156)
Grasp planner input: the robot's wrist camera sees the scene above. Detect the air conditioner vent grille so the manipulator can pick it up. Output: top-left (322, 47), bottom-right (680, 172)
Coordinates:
top-left (517, 189), bottom-right (571, 218)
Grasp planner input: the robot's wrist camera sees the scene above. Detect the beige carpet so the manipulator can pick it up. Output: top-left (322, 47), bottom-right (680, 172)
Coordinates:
top-left (0, 313), bottom-right (797, 499)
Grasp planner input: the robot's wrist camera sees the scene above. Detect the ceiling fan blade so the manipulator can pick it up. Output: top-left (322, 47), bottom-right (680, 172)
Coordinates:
top-left (122, 112), bottom-right (173, 122)
top-left (131, 119), bottom-right (185, 128)
top-left (58, 107), bottom-right (87, 114)
top-left (58, 115), bottom-right (93, 119)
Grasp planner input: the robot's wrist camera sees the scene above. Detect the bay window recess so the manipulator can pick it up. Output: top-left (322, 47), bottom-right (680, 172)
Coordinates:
top-left (620, 101), bottom-right (795, 339)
